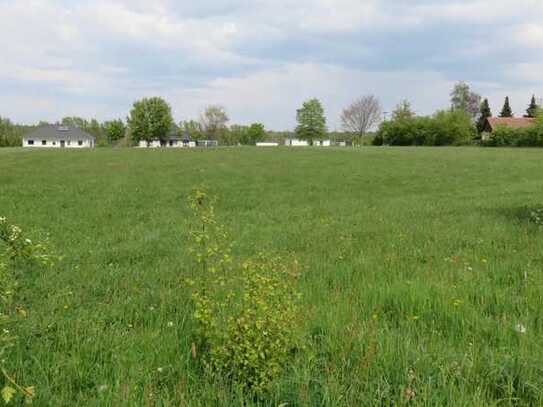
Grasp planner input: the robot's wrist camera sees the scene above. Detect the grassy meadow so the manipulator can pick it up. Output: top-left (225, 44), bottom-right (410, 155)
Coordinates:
top-left (0, 146), bottom-right (542, 406)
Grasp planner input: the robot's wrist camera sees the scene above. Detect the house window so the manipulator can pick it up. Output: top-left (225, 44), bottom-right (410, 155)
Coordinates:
top-left (42, 140), bottom-right (47, 146)
top-left (78, 140), bottom-right (83, 146)
top-left (27, 140), bottom-right (34, 145)
top-left (53, 142), bottom-right (56, 146)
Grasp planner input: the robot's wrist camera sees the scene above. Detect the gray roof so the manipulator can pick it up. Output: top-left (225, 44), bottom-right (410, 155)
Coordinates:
top-left (24, 125), bottom-right (95, 141)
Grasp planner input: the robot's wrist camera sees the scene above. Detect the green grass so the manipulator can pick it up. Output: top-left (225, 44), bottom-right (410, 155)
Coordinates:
top-left (1, 146), bottom-right (542, 406)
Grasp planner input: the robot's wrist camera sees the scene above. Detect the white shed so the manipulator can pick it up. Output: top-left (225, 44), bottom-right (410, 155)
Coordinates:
top-left (285, 138), bottom-right (309, 147)
top-left (314, 140), bottom-right (332, 146)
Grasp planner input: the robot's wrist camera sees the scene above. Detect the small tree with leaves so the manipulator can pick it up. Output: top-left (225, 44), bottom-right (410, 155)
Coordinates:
top-left (525, 95), bottom-right (539, 118)
top-left (102, 119), bottom-right (126, 144)
top-left (295, 98), bottom-right (327, 144)
top-left (477, 98), bottom-right (492, 133)
top-left (200, 106), bottom-right (229, 140)
top-left (391, 100), bottom-right (415, 121)
top-left (499, 96), bottom-right (513, 118)
top-left (128, 97), bottom-right (174, 146)
top-left (450, 82), bottom-right (481, 120)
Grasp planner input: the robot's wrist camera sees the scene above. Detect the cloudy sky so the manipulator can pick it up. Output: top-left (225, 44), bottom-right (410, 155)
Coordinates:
top-left (1, 0), bottom-right (542, 129)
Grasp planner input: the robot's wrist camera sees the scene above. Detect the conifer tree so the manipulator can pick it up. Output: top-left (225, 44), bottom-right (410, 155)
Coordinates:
top-left (476, 98), bottom-right (492, 133)
top-left (499, 96), bottom-right (513, 118)
top-left (525, 95), bottom-right (539, 118)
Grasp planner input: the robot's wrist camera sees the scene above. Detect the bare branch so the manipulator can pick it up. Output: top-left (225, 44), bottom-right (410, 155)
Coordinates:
top-left (340, 95), bottom-right (382, 137)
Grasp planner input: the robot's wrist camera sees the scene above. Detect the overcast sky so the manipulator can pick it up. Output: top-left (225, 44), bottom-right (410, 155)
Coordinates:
top-left (1, 0), bottom-right (542, 130)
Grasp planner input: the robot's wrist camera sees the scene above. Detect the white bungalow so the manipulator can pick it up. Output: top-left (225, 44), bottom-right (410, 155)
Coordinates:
top-left (23, 125), bottom-right (95, 148)
top-left (284, 138), bottom-right (309, 147)
top-left (314, 140), bottom-right (332, 146)
top-left (256, 142), bottom-right (279, 147)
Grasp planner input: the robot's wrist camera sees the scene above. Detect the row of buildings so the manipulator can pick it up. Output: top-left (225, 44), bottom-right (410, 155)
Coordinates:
top-left (21, 117), bottom-right (536, 149)
top-left (21, 125), bottom-right (351, 149)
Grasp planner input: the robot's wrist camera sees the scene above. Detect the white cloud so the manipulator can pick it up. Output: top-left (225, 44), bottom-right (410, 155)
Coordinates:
top-left (0, 0), bottom-right (542, 127)
top-left (514, 23), bottom-right (543, 48)
top-left (166, 63), bottom-right (453, 129)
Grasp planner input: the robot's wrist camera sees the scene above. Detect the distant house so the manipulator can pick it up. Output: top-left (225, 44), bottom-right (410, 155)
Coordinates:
top-left (138, 129), bottom-right (196, 148)
top-left (138, 136), bottom-right (196, 148)
top-left (256, 142), bottom-right (279, 147)
top-left (285, 138), bottom-right (351, 147)
top-left (22, 125), bottom-right (95, 148)
top-left (483, 117), bottom-right (536, 133)
top-left (196, 140), bottom-right (218, 148)
top-left (284, 139), bottom-right (309, 146)
top-left (314, 140), bottom-right (332, 146)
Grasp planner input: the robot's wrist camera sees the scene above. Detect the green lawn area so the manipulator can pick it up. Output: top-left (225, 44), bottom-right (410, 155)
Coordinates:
top-left (0, 146), bottom-right (542, 405)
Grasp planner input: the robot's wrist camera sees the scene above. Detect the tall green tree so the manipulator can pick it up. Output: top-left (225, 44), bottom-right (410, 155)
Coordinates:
top-left (128, 97), bottom-right (174, 145)
top-left (499, 96), bottom-right (513, 118)
top-left (102, 119), bottom-right (126, 144)
top-left (295, 98), bottom-right (327, 143)
top-left (525, 95), bottom-right (539, 118)
top-left (477, 98), bottom-right (492, 133)
top-left (246, 123), bottom-right (266, 145)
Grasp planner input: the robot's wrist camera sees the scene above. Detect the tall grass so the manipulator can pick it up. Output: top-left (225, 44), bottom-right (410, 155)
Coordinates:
top-left (0, 146), bottom-right (542, 405)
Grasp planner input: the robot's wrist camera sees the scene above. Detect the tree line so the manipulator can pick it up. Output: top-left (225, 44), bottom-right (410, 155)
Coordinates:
top-left (372, 84), bottom-right (541, 147)
top-left (1, 84), bottom-right (540, 147)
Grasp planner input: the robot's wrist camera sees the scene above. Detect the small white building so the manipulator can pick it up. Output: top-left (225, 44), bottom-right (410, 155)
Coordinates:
top-left (138, 137), bottom-right (196, 148)
top-left (23, 125), bottom-right (95, 148)
top-left (196, 140), bottom-right (218, 148)
top-left (284, 138), bottom-right (309, 147)
top-left (256, 142), bottom-right (279, 147)
top-left (314, 140), bottom-right (332, 146)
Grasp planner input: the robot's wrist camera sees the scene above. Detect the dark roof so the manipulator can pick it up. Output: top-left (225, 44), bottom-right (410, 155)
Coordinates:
top-left (24, 125), bottom-right (95, 141)
top-left (486, 117), bottom-right (536, 131)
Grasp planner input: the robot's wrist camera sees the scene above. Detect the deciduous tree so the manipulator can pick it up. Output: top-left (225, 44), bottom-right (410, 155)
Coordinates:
top-left (450, 82), bottom-right (481, 119)
top-left (391, 100), bottom-right (415, 121)
top-left (295, 98), bottom-right (327, 143)
top-left (340, 95), bottom-right (382, 139)
top-left (180, 120), bottom-right (203, 140)
top-left (128, 97), bottom-right (174, 145)
top-left (200, 105), bottom-right (229, 140)
top-left (102, 119), bottom-right (126, 144)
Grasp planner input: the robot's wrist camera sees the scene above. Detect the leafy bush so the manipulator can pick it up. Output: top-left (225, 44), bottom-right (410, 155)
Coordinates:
top-left (483, 114), bottom-right (543, 147)
top-left (374, 110), bottom-right (476, 146)
top-left (186, 191), bottom-right (304, 394)
top-left (0, 217), bottom-right (57, 404)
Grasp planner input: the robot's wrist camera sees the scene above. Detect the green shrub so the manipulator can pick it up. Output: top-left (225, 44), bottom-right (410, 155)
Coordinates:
top-left (186, 191), bottom-right (305, 394)
top-left (483, 120), bottom-right (543, 147)
top-left (375, 110), bottom-right (476, 146)
top-left (483, 126), bottom-right (518, 147)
